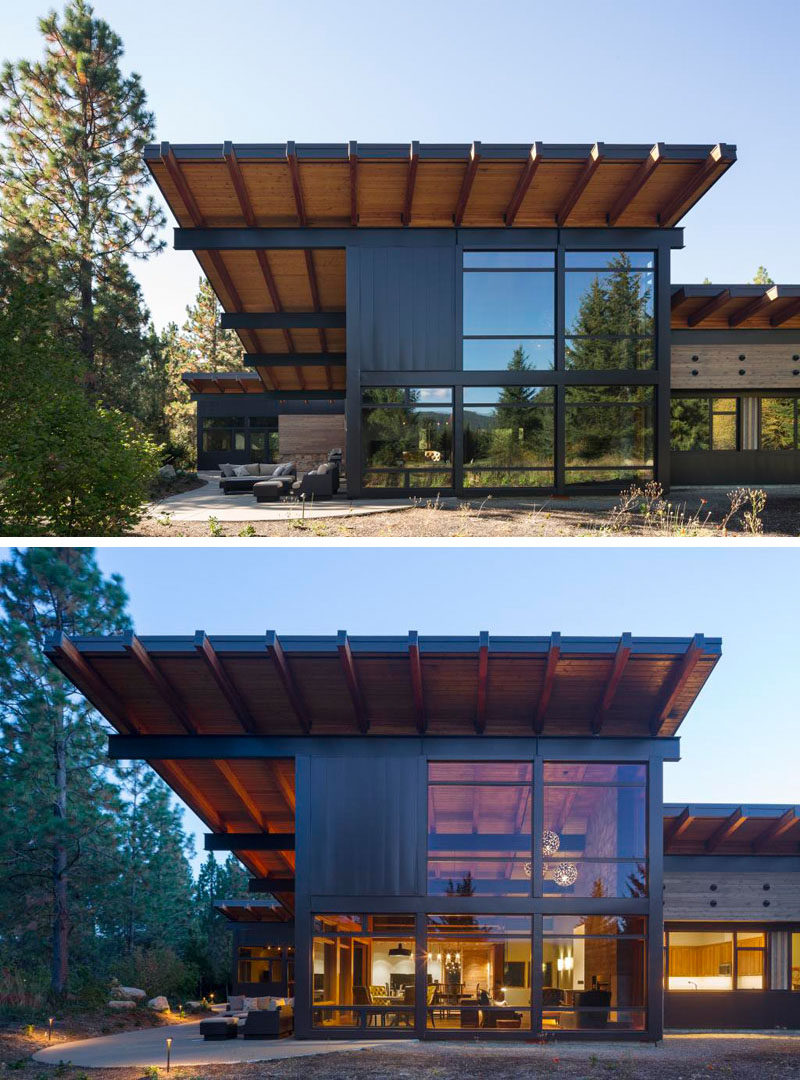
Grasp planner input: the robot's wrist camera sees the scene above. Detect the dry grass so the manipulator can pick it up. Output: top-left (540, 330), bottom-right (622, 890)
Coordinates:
top-left (129, 485), bottom-right (799, 539)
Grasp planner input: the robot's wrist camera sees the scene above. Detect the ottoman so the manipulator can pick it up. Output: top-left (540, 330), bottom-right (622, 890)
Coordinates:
top-left (253, 480), bottom-right (283, 503)
top-left (200, 1017), bottom-right (238, 1040)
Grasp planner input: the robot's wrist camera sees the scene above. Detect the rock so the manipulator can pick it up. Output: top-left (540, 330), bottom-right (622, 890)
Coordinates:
top-left (111, 985), bottom-right (147, 1001)
top-left (158, 464), bottom-right (177, 480)
top-left (185, 1000), bottom-right (204, 1011)
top-left (108, 1000), bottom-right (136, 1009)
top-left (147, 995), bottom-right (170, 1012)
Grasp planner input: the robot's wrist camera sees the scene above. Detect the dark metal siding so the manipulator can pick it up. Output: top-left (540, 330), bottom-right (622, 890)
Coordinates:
top-left (308, 754), bottom-right (423, 896)
top-left (665, 991), bottom-right (800, 1030)
top-left (672, 450), bottom-right (800, 485)
top-left (349, 245), bottom-right (457, 372)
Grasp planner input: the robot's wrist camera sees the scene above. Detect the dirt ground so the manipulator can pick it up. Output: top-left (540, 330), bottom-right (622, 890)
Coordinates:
top-left (3, 1027), bottom-right (800, 1080)
top-left (129, 489), bottom-right (800, 538)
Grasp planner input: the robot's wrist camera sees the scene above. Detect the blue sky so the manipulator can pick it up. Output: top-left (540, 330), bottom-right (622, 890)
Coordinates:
top-left (5, 0), bottom-right (800, 330)
top-left (3, 544), bottom-right (791, 869)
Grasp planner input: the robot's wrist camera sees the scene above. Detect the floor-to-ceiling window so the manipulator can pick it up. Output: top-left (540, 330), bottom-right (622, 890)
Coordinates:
top-left (462, 386), bottom-right (555, 489)
top-left (361, 388), bottom-right (453, 490)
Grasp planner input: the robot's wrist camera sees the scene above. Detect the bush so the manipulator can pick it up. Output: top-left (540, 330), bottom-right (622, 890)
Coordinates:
top-left (0, 274), bottom-right (162, 535)
top-left (115, 947), bottom-right (200, 1001)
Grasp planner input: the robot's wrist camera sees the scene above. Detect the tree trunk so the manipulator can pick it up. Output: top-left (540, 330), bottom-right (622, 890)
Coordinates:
top-left (79, 256), bottom-right (96, 378)
top-left (51, 713), bottom-right (69, 995)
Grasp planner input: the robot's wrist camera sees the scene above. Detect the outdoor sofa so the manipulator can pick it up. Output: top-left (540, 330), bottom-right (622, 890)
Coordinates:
top-left (291, 461), bottom-right (339, 501)
top-left (218, 462), bottom-right (296, 495)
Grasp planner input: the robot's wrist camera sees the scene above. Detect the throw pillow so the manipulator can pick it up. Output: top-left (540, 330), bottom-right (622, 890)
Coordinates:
top-left (228, 995), bottom-right (245, 1012)
top-left (220, 464), bottom-right (236, 477)
top-left (243, 996), bottom-right (259, 1012)
top-left (245, 463), bottom-right (260, 475)
top-left (233, 465), bottom-right (250, 477)
top-left (257, 996), bottom-right (271, 1010)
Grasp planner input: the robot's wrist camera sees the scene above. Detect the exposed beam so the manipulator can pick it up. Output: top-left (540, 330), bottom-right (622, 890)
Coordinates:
top-left (155, 760), bottom-right (225, 832)
top-left (224, 141), bottom-right (256, 227)
top-left (454, 141), bottom-right (481, 226)
top-left (533, 632), bottom-right (561, 734)
top-left (557, 142), bottom-right (604, 226)
top-left (659, 144), bottom-right (736, 227)
top-left (249, 878), bottom-right (295, 893)
top-left (51, 635), bottom-right (133, 734)
top-left (687, 289), bottom-right (731, 327)
top-left (194, 635), bottom-right (259, 736)
top-left (285, 141), bottom-right (307, 226)
top-left (348, 140), bottom-right (359, 226)
top-left (663, 806), bottom-right (695, 850)
top-left (402, 141), bottom-right (419, 226)
top-left (408, 630), bottom-right (426, 735)
top-left (270, 760), bottom-right (296, 815)
top-left (244, 353), bottom-right (346, 366)
top-left (650, 633), bottom-right (705, 736)
top-left (304, 249), bottom-right (328, 354)
top-left (337, 630), bottom-right (368, 734)
top-left (161, 144), bottom-right (205, 227)
top-left (124, 633), bottom-right (196, 734)
top-left (212, 378), bottom-right (225, 394)
top-left (265, 630), bottom-right (310, 734)
top-left (214, 759), bottom-right (267, 829)
top-left (221, 312), bottom-right (345, 330)
top-left (205, 833), bottom-right (296, 851)
top-left (705, 807), bottom-right (747, 852)
top-left (771, 297), bottom-right (800, 327)
top-left (475, 630), bottom-right (489, 734)
top-left (590, 631), bottom-right (632, 734)
top-left (752, 807), bottom-right (798, 852)
top-left (504, 142), bottom-right (542, 226)
top-left (670, 287), bottom-right (688, 309)
top-left (607, 143), bottom-right (663, 226)
top-left (728, 286), bottom-right (778, 328)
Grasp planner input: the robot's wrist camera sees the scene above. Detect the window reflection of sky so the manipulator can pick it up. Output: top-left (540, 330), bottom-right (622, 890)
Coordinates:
top-left (463, 272), bottom-right (555, 335)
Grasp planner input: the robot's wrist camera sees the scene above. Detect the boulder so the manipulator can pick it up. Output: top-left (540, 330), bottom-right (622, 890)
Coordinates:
top-left (185, 1000), bottom-right (204, 1011)
top-left (158, 464), bottom-right (177, 480)
top-left (108, 1000), bottom-right (136, 1009)
top-left (111, 985), bottom-right (146, 1001)
top-left (147, 996), bottom-right (170, 1012)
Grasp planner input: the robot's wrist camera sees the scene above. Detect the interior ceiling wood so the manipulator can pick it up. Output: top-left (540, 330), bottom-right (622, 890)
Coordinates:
top-left (663, 804), bottom-right (800, 855)
top-left (672, 285), bottom-right (800, 331)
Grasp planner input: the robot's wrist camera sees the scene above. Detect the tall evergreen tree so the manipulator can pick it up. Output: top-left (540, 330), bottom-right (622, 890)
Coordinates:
top-left (187, 853), bottom-right (250, 994)
top-left (179, 278), bottom-right (244, 371)
top-left (751, 266), bottom-right (774, 285)
top-left (0, 0), bottom-right (164, 394)
top-left (0, 548), bottom-right (131, 995)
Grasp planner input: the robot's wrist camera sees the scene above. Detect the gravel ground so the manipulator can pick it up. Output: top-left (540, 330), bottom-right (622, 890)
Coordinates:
top-left (128, 491), bottom-right (800, 538)
top-left (4, 1030), bottom-right (800, 1080)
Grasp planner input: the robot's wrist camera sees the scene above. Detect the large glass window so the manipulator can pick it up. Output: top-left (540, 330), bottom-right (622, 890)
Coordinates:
top-left (426, 915), bottom-right (532, 1030)
top-left (248, 417), bottom-right (279, 462)
top-left (361, 388), bottom-right (453, 490)
top-left (427, 763), bottom-right (532, 897)
top-left (543, 764), bottom-right (647, 898)
top-left (665, 930), bottom-right (766, 991)
top-left (565, 386), bottom-right (654, 486)
top-left (312, 914), bottom-right (417, 1029)
top-left (462, 251), bottom-right (555, 372)
top-left (792, 934), bottom-right (800, 990)
top-left (543, 914), bottom-right (647, 1031)
top-left (760, 397), bottom-right (799, 450)
top-left (463, 385), bottom-right (555, 488)
top-left (237, 945), bottom-right (283, 986)
top-left (201, 415), bottom-right (246, 453)
top-left (670, 397), bottom-right (739, 451)
top-left (565, 252), bottom-right (655, 371)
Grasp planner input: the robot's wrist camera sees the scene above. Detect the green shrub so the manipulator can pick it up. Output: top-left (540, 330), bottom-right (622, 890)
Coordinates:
top-left (115, 946), bottom-right (200, 1001)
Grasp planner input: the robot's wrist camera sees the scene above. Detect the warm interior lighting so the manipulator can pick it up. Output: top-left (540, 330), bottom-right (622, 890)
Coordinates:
top-left (389, 942), bottom-right (411, 957)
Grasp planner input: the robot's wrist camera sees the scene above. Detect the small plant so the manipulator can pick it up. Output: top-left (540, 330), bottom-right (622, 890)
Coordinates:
top-left (157, 513), bottom-right (172, 528)
top-left (237, 524), bottom-right (256, 537)
top-left (23, 1024), bottom-right (35, 1037)
top-left (7, 1059), bottom-right (28, 1070)
top-left (143, 1067), bottom-right (160, 1079)
top-left (207, 515), bottom-right (223, 537)
top-left (310, 520), bottom-right (328, 536)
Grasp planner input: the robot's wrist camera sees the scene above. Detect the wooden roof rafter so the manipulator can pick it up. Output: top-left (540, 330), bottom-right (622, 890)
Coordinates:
top-left (285, 141), bottom-right (307, 226)
top-left (590, 631), bottom-right (632, 735)
top-left (402, 141), bottom-right (419, 226)
top-left (408, 630), bottom-right (426, 734)
top-left (728, 285), bottom-right (779, 327)
top-left (337, 630), bottom-right (368, 734)
top-left (454, 141), bottom-right (481, 226)
top-left (124, 632), bottom-right (196, 735)
top-left (557, 142), bottom-right (604, 226)
top-left (265, 630), bottom-right (310, 734)
top-left (194, 630), bottom-right (257, 734)
top-left (650, 633), bottom-right (704, 736)
top-left (687, 289), bottom-right (731, 327)
top-left (504, 142), bottom-right (542, 226)
top-left (533, 632), bottom-right (561, 734)
top-left (659, 143), bottom-right (737, 227)
top-left (663, 805), bottom-right (695, 850)
top-left (752, 807), bottom-right (798, 852)
top-left (705, 806), bottom-right (747, 852)
top-left (348, 140), bottom-right (359, 226)
top-left (607, 142), bottom-right (663, 226)
top-left (772, 297), bottom-right (800, 327)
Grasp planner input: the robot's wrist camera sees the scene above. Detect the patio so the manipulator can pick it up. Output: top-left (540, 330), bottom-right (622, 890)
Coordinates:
top-left (32, 1020), bottom-right (402, 1068)
top-left (147, 473), bottom-right (412, 522)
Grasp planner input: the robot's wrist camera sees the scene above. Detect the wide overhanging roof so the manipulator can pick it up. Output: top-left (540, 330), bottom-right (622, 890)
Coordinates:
top-left (664, 804), bottom-right (800, 855)
top-left (147, 140), bottom-right (735, 389)
top-left (672, 284), bottom-right (800, 331)
top-left (47, 630), bottom-right (719, 740)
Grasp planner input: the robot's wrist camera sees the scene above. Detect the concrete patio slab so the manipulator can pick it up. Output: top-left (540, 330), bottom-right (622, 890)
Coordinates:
top-left (32, 1020), bottom-right (408, 1068)
top-left (147, 474), bottom-right (412, 521)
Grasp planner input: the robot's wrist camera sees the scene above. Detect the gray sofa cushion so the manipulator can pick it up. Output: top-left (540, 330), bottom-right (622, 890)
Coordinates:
top-left (219, 464), bottom-right (237, 477)
top-left (272, 462), bottom-right (289, 476)
top-left (258, 463), bottom-right (277, 476)
top-left (245, 463), bottom-right (261, 475)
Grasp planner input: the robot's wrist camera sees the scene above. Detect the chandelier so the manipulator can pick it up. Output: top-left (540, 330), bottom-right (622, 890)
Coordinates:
top-left (523, 832), bottom-right (577, 886)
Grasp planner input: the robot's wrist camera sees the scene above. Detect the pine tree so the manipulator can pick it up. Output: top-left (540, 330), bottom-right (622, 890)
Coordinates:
top-left (187, 853), bottom-right (250, 994)
top-left (0, 548), bottom-right (132, 995)
top-left (179, 278), bottom-right (244, 371)
top-left (751, 266), bottom-right (774, 285)
top-left (0, 0), bottom-right (164, 389)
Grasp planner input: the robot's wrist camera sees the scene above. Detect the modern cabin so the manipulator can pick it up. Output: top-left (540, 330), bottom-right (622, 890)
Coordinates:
top-left (46, 631), bottom-right (800, 1040)
top-left (144, 140), bottom-right (800, 492)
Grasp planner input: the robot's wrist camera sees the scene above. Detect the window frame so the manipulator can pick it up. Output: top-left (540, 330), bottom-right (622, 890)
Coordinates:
top-left (663, 926), bottom-right (770, 992)
top-left (759, 395), bottom-right (800, 451)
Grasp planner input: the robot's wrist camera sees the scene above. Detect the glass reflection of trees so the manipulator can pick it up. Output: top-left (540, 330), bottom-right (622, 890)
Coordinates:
top-left (463, 347), bottom-right (554, 488)
top-left (565, 253), bottom-right (655, 371)
top-left (361, 387), bottom-right (453, 489)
